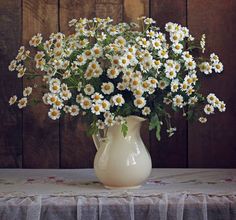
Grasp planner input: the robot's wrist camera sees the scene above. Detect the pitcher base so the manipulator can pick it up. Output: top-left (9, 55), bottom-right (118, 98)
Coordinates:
top-left (104, 185), bottom-right (141, 190)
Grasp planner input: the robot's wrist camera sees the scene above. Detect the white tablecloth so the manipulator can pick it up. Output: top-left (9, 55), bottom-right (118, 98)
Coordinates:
top-left (0, 169), bottom-right (236, 220)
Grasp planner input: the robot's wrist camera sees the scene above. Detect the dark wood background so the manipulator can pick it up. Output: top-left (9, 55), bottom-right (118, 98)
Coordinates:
top-left (0, 0), bottom-right (235, 168)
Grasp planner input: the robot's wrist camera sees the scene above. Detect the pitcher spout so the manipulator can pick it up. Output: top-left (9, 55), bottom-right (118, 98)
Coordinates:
top-left (126, 115), bottom-right (146, 123)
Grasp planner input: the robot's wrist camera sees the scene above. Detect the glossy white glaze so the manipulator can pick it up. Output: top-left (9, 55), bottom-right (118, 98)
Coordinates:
top-left (93, 116), bottom-right (152, 189)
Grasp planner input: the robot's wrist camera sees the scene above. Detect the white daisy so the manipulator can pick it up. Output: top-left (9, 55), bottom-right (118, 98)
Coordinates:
top-left (9, 95), bottom-right (17, 105)
top-left (153, 59), bottom-right (162, 70)
top-left (130, 77), bottom-right (141, 90)
top-left (173, 95), bottom-right (184, 108)
top-left (47, 94), bottom-right (58, 105)
top-left (170, 32), bottom-right (180, 43)
top-left (101, 100), bottom-right (110, 111)
top-left (213, 98), bottom-right (220, 108)
top-left (180, 82), bottom-right (188, 91)
top-left (18, 97), bottom-right (28, 109)
top-left (88, 61), bottom-right (100, 71)
top-left (107, 67), bottom-right (119, 79)
top-left (117, 82), bottom-right (127, 91)
top-left (158, 49), bottom-right (168, 59)
top-left (96, 120), bottom-right (105, 130)
top-left (83, 49), bottom-right (93, 60)
top-left (34, 51), bottom-right (45, 61)
top-left (91, 103), bottom-right (103, 115)
top-left (165, 69), bottom-right (177, 79)
top-left (84, 84), bottom-right (95, 95)
top-left (204, 104), bottom-right (214, 115)
top-left (134, 97), bottom-right (146, 108)
top-left (62, 70), bottom-right (71, 79)
top-left (182, 51), bottom-right (193, 62)
top-left (8, 60), bottom-right (17, 71)
top-left (165, 22), bottom-right (176, 32)
top-left (174, 62), bottom-right (181, 72)
top-left (198, 117), bottom-right (207, 123)
top-left (49, 83), bottom-right (60, 94)
top-left (171, 79), bottom-right (179, 92)
top-left (91, 92), bottom-right (104, 102)
top-left (23, 87), bottom-right (32, 97)
top-left (92, 45), bottom-right (103, 58)
top-left (104, 115), bottom-right (115, 126)
top-left (172, 43), bottom-right (183, 54)
top-left (101, 82), bottom-right (114, 94)
top-left (152, 39), bottom-right (162, 50)
top-left (42, 93), bottom-right (49, 105)
top-left (188, 96), bottom-right (198, 105)
top-left (76, 93), bottom-right (83, 103)
top-left (119, 57), bottom-right (130, 68)
top-left (210, 53), bottom-right (219, 63)
top-left (69, 105), bottom-right (79, 116)
top-left (48, 108), bottom-right (60, 120)
top-left (80, 97), bottom-right (92, 109)
top-left (142, 107), bottom-right (151, 116)
top-left (76, 54), bottom-right (87, 66)
top-left (199, 62), bottom-right (212, 75)
top-left (185, 60), bottom-right (196, 70)
top-left (133, 88), bottom-right (144, 97)
top-left (111, 55), bottom-right (120, 66)
top-left (17, 67), bottom-right (26, 78)
top-left (213, 62), bottom-right (223, 73)
top-left (115, 115), bottom-right (125, 125)
top-left (63, 105), bottom-right (70, 113)
top-left (54, 98), bottom-right (64, 109)
top-left (146, 30), bottom-right (156, 38)
top-left (60, 90), bottom-right (72, 101)
top-left (84, 68), bottom-right (94, 80)
top-left (158, 80), bottom-right (168, 90)
top-left (207, 93), bottom-right (216, 104)
top-left (112, 94), bottom-right (125, 106)
top-left (115, 36), bottom-right (126, 46)
top-left (148, 77), bottom-right (158, 88)
top-left (218, 101), bottom-right (226, 112)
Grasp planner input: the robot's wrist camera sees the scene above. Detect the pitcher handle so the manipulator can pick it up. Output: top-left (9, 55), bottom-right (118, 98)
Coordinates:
top-left (92, 133), bottom-right (101, 151)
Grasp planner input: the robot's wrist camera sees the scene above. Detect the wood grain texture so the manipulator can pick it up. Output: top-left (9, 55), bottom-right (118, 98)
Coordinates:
top-left (95, 0), bottom-right (123, 24)
top-left (0, 0), bottom-right (235, 168)
top-left (124, 0), bottom-right (149, 23)
top-left (0, 0), bottom-right (22, 168)
top-left (60, 0), bottom-right (96, 168)
top-left (188, 0), bottom-right (236, 168)
top-left (150, 0), bottom-right (188, 168)
top-left (60, 0), bottom-right (96, 34)
top-left (22, 0), bottom-right (60, 168)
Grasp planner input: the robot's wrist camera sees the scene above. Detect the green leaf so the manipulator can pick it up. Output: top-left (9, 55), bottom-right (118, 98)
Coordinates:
top-left (172, 105), bottom-right (179, 112)
top-left (187, 110), bottom-right (194, 121)
top-left (121, 122), bottom-right (128, 137)
top-left (155, 122), bottom-right (161, 141)
top-left (87, 122), bottom-right (98, 137)
top-left (149, 114), bottom-right (161, 141)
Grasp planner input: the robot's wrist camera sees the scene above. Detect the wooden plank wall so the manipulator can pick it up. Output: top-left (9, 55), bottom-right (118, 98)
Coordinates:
top-left (0, 0), bottom-right (235, 168)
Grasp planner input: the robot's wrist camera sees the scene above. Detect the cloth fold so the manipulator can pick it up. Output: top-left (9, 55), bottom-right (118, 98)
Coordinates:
top-left (0, 169), bottom-right (236, 220)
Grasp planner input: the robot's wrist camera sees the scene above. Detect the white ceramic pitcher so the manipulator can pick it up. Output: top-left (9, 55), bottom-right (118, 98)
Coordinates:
top-left (92, 115), bottom-right (152, 189)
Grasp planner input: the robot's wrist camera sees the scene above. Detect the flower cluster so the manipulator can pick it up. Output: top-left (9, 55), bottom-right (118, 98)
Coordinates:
top-left (8, 17), bottom-right (226, 140)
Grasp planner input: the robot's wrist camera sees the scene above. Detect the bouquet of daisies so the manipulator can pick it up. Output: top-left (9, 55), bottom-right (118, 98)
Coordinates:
top-left (8, 17), bottom-right (226, 140)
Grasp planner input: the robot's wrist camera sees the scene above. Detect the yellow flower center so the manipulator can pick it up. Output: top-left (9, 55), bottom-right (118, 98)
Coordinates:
top-left (94, 48), bottom-right (100, 54)
top-left (104, 84), bottom-right (110, 90)
top-left (116, 97), bottom-right (122, 103)
top-left (94, 106), bottom-right (99, 111)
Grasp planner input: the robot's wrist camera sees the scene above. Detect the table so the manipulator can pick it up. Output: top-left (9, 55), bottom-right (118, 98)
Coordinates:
top-left (0, 169), bottom-right (236, 220)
